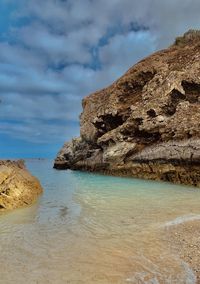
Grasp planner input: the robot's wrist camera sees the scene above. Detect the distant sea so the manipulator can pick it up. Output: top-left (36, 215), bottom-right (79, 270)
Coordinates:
top-left (0, 159), bottom-right (199, 283)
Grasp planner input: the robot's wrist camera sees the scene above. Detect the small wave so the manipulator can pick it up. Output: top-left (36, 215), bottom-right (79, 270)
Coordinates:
top-left (126, 273), bottom-right (160, 284)
top-left (126, 260), bottom-right (196, 284)
top-left (181, 260), bottom-right (196, 284)
top-left (162, 214), bottom-right (200, 228)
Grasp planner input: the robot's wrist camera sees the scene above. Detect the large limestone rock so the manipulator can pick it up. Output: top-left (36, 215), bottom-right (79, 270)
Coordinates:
top-left (0, 160), bottom-right (43, 211)
top-left (54, 30), bottom-right (200, 187)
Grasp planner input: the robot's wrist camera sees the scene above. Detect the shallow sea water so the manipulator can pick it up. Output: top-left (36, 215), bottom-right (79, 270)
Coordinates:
top-left (0, 159), bottom-right (200, 284)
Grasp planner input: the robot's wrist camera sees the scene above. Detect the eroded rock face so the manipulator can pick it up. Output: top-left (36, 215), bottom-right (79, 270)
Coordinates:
top-left (54, 30), bottom-right (200, 187)
top-left (0, 160), bottom-right (43, 211)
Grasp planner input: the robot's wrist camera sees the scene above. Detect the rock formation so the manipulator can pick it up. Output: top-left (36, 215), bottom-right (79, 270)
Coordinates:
top-left (0, 160), bottom-right (43, 211)
top-left (54, 30), bottom-right (200, 187)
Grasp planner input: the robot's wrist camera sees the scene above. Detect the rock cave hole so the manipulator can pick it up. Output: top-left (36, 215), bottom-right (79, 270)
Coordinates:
top-left (93, 113), bottom-right (124, 137)
top-left (162, 89), bottom-right (186, 116)
top-left (182, 81), bottom-right (200, 103)
top-left (147, 109), bottom-right (157, 118)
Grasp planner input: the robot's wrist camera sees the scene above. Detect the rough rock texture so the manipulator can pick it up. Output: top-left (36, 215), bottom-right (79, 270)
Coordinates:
top-left (0, 160), bottom-right (43, 211)
top-left (54, 30), bottom-right (200, 187)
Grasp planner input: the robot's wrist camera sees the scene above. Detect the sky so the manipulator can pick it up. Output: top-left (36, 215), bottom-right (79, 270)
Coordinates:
top-left (0, 0), bottom-right (200, 158)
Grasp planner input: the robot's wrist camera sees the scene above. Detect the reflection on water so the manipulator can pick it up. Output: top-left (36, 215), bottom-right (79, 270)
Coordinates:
top-left (0, 159), bottom-right (199, 283)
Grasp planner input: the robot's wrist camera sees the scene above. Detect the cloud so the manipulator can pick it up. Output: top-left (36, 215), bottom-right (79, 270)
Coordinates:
top-left (18, 24), bottom-right (93, 65)
top-left (0, 0), bottom-right (200, 157)
top-left (99, 31), bottom-right (156, 76)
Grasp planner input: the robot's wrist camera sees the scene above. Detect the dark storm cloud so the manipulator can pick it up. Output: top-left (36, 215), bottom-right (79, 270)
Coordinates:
top-left (1, 0), bottom-right (200, 155)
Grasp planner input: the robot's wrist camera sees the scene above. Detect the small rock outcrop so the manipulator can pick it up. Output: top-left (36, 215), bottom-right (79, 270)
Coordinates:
top-left (0, 160), bottom-right (43, 211)
top-left (54, 30), bottom-right (200, 187)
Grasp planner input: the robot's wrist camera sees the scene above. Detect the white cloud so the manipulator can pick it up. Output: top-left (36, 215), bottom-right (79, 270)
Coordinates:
top-left (1, 0), bottom-right (200, 155)
top-left (99, 31), bottom-right (155, 75)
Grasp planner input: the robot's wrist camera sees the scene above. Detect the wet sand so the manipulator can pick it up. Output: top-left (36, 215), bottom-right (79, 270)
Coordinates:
top-left (165, 219), bottom-right (200, 283)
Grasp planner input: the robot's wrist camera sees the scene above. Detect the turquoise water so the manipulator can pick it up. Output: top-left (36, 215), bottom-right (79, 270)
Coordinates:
top-left (0, 159), bottom-right (200, 283)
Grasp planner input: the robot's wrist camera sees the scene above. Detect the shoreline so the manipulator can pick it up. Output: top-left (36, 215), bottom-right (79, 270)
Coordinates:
top-left (163, 219), bottom-right (200, 282)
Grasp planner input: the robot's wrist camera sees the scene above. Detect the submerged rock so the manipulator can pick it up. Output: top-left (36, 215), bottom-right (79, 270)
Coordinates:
top-left (0, 160), bottom-right (43, 211)
top-left (54, 30), bottom-right (200, 187)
